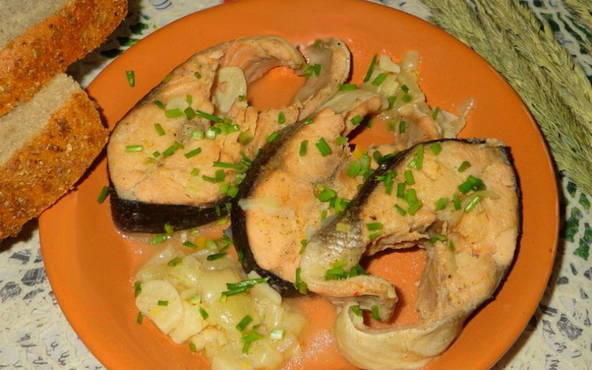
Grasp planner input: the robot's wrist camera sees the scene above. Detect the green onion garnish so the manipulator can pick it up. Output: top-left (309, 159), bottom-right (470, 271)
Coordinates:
top-left (157, 300), bottom-right (168, 306)
top-left (194, 71), bottom-right (202, 79)
top-left (408, 145), bottom-right (424, 170)
top-left (236, 315), bottom-right (253, 331)
top-left (317, 186), bottom-right (337, 202)
top-left (304, 63), bottom-right (322, 78)
top-left (205, 127), bottom-right (218, 140)
top-left (381, 171), bottom-right (395, 195)
top-left (435, 197), bottom-right (449, 211)
top-left (401, 84), bottom-right (410, 93)
top-left (189, 342), bottom-right (197, 352)
top-left (238, 131), bottom-right (253, 145)
top-left (199, 307), bottom-right (209, 319)
top-left (335, 136), bottom-right (348, 145)
top-left (366, 222), bottom-right (383, 231)
top-left (387, 95), bottom-right (396, 110)
top-left (241, 330), bottom-right (264, 354)
top-left (135, 311), bottom-right (144, 324)
top-left (183, 240), bottom-right (197, 249)
top-left (97, 186), bottom-right (110, 204)
top-left (162, 141), bottom-right (183, 157)
top-left (429, 234), bottom-right (447, 244)
top-left (270, 329), bottom-right (284, 340)
top-left (125, 145), bottom-right (144, 152)
top-left (405, 189), bottom-right (422, 215)
top-left (206, 252), bottom-right (226, 261)
top-left (294, 267), bottom-right (308, 294)
top-left (226, 277), bottom-right (269, 292)
top-left (372, 72), bottom-right (388, 86)
top-left (315, 138), bottom-right (332, 157)
top-left (266, 131), bottom-right (279, 143)
top-left (464, 194), bottom-right (481, 212)
top-left (396, 182), bottom-right (406, 198)
top-left (195, 110), bottom-right (225, 123)
top-left (213, 161), bottom-right (246, 172)
top-left (363, 55), bottom-right (378, 82)
top-left (192, 130), bottom-right (204, 140)
top-left (185, 107), bottom-right (196, 120)
top-left (351, 305), bottom-right (363, 317)
top-left (402, 93), bottom-right (412, 103)
top-left (134, 281), bottom-right (142, 297)
top-left (150, 234), bottom-right (169, 245)
top-left (167, 257), bottom-right (182, 267)
top-left (304, 118), bottom-right (314, 125)
top-left (165, 108), bottom-right (183, 118)
top-left (154, 123), bottom-right (165, 136)
top-left (191, 168), bottom-right (200, 176)
top-left (458, 175), bottom-right (486, 194)
top-left (398, 120), bottom-right (407, 134)
top-left (238, 94), bottom-right (246, 101)
top-left (458, 161), bottom-right (471, 173)
top-left (299, 239), bottom-right (308, 254)
top-left (184, 148), bottom-right (202, 158)
top-left (340, 83), bottom-right (358, 91)
top-left (371, 305), bottom-right (381, 320)
top-left (154, 100), bottom-right (165, 110)
top-left (430, 142), bottom-right (442, 155)
top-left (299, 140), bottom-right (308, 156)
top-left (404, 170), bottom-right (415, 185)
top-left (125, 70), bottom-right (135, 87)
top-left (432, 107), bottom-right (441, 120)
top-left (278, 111), bottom-right (286, 124)
top-left (453, 193), bottom-right (461, 210)
top-left (394, 204), bottom-right (407, 215)
top-left (186, 94), bottom-right (193, 105)
top-left (368, 232), bottom-right (381, 240)
top-left (164, 223), bottom-right (174, 234)
top-left (448, 240), bottom-right (456, 251)
top-left (350, 115), bottom-right (363, 126)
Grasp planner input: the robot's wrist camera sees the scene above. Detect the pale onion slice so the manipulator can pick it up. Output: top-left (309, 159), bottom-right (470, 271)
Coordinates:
top-left (213, 66), bottom-right (247, 114)
top-left (135, 279), bottom-right (183, 334)
top-left (170, 301), bottom-right (206, 344)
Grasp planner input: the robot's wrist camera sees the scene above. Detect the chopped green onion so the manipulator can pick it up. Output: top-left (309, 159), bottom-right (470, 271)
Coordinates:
top-left (453, 193), bottom-right (462, 210)
top-left (205, 127), bottom-right (218, 140)
top-left (299, 239), bottom-right (308, 254)
top-left (304, 63), bottom-right (322, 78)
top-left (157, 300), bottom-right (169, 306)
top-left (183, 240), bottom-right (197, 249)
top-left (404, 170), bottom-right (415, 185)
top-left (202, 169), bottom-right (225, 183)
top-left (380, 171), bottom-right (395, 195)
top-left (266, 131), bottom-right (279, 143)
top-left (226, 277), bottom-right (269, 291)
top-left (125, 144), bottom-right (144, 152)
top-left (373, 150), bottom-right (383, 164)
top-left (405, 189), bottom-right (422, 215)
top-left (429, 234), bottom-right (447, 244)
top-left (448, 240), bottom-right (456, 251)
top-left (134, 281), bottom-right (142, 297)
top-left (372, 72), bottom-right (388, 86)
top-left (238, 94), bottom-right (247, 101)
top-left (191, 168), bottom-right (200, 176)
top-left (458, 161), bottom-right (471, 172)
top-left (162, 141), bottom-right (183, 157)
top-left (153, 151), bottom-right (161, 158)
top-left (363, 55), bottom-right (378, 82)
top-left (394, 204), bottom-right (407, 215)
top-left (194, 71), bottom-right (202, 79)
top-left (317, 186), bottom-right (337, 202)
top-left (195, 110), bottom-right (225, 123)
top-left (236, 315), bottom-right (253, 331)
top-left (401, 84), bottom-right (410, 93)
top-left (396, 182), bottom-right (406, 198)
top-left (408, 145), bottom-right (424, 170)
top-left (164, 223), bottom-right (174, 234)
top-left (165, 108), bottom-right (183, 118)
top-left (184, 147), bottom-right (202, 158)
top-left (464, 194), bottom-right (482, 212)
top-left (154, 123), bottom-right (165, 136)
top-left (368, 232), bottom-right (381, 240)
top-left (294, 267), bottom-right (308, 294)
top-left (125, 70), bottom-right (135, 87)
top-left (335, 136), bottom-right (348, 145)
top-left (387, 120), bottom-right (397, 131)
top-left (371, 305), bottom-right (381, 320)
top-left (270, 329), bottom-right (284, 340)
top-left (366, 222), bottom-right (383, 231)
top-left (432, 107), bottom-right (441, 120)
top-left (430, 143), bottom-right (442, 155)
top-left (206, 252), bottom-right (226, 261)
top-left (277, 111), bottom-right (286, 124)
top-left (241, 330), bottom-right (264, 354)
top-left (458, 175), bottom-right (486, 193)
top-left (325, 260), bottom-right (348, 280)
top-left (97, 186), bottom-right (110, 204)
top-left (387, 95), bottom-right (397, 110)
top-left (349, 264), bottom-right (367, 277)
top-left (167, 257), bottom-right (182, 267)
top-left (398, 120), bottom-right (407, 134)
top-left (185, 107), bottom-right (196, 120)
top-left (315, 138), bottom-right (332, 156)
top-left (192, 130), bottom-right (204, 140)
top-left (213, 161), bottom-right (245, 171)
top-left (402, 93), bottom-right (412, 102)
top-left (351, 305), bottom-right (363, 317)
top-left (350, 115), bottom-right (363, 126)
top-left (435, 197), bottom-right (449, 211)
top-left (340, 83), bottom-right (358, 91)
top-left (136, 311), bottom-right (143, 324)
top-left (347, 161), bottom-right (362, 178)
top-left (238, 131), bottom-right (253, 145)
top-left (304, 118), bottom-right (314, 125)
top-left (299, 140), bottom-right (308, 156)
top-left (199, 307), bottom-right (209, 319)
top-left (186, 94), bottom-right (193, 105)
top-left (154, 100), bottom-right (165, 110)
top-left (150, 234), bottom-right (169, 245)
top-left (189, 342), bottom-right (197, 352)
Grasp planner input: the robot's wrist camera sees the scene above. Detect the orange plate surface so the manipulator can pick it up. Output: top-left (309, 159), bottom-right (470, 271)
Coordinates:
top-left (39, 0), bottom-right (559, 369)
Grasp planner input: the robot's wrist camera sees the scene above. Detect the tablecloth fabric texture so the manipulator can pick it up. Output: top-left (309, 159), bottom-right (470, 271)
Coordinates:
top-left (0, 0), bottom-right (590, 368)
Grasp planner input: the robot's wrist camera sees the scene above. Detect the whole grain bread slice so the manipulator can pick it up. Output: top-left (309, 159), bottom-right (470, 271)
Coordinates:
top-left (0, 73), bottom-right (107, 238)
top-left (0, 0), bottom-right (127, 116)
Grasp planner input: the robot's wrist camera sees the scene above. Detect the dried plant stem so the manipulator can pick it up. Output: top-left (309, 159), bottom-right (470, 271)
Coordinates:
top-left (422, 0), bottom-right (592, 195)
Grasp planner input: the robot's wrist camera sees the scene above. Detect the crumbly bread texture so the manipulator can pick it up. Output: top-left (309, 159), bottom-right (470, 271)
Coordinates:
top-left (0, 74), bottom-right (108, 238)
top-left (0, 0), bottom-right (127, 116)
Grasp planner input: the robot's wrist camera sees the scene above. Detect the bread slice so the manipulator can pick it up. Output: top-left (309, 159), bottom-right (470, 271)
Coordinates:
top-left (0, 74), bottom-right (107, 238)
top-left (0, 0), bottom-right (127, 116)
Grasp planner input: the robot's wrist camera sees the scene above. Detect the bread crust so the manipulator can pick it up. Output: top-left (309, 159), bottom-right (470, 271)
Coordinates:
top-left (0, 91), bottom-right (107, 238)
top-left (0, 0), bottom-right (127, 116)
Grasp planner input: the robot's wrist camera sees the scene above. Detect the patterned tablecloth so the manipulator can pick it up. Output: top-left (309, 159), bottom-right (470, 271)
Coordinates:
top-left (1, 0), bottom-right (590, 368)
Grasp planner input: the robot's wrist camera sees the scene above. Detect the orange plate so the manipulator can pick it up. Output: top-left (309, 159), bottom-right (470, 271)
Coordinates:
top-left (39, 0), bottom-right (559, 369)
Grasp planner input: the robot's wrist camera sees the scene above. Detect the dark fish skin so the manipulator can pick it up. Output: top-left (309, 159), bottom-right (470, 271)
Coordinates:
top-left (109, 189), bottom-right (230, 233)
